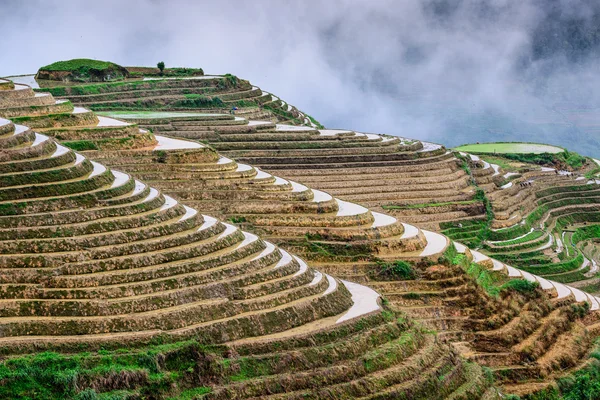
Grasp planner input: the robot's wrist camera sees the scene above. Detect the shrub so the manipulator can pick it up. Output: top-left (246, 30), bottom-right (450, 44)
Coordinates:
top-left (500, 279), bottom-right (539, 295)
top-left (63, 140), bottom-right (99, 151)
top-left (173, 95), bottom-right (224, 108)
top-left (557, 358), bottom-right (600, 399)
top-left (224, 73), bottom-right (238, 87)
top-left (502, 150), bottom-right (586, 170)
top-left (440, 243), bottom-right (458, 265)
top-left (465, 261), bottom-right (501, 297)
top-left (152, 150), bottom-right (168, 164)
top-left (564, 150), bottom-right (585, 169)
top-left (75, 389), bottom-right (98, 400)
top-left (375, 260), bottom-right (417, 280)
top-left (572, 224), bottom-right (600, 244)
top-left (229, 216), bottom-right (247, 224)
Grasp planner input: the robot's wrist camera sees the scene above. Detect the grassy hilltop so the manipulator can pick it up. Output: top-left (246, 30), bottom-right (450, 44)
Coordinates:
top-left (36, 58), bottom-right (130, 83)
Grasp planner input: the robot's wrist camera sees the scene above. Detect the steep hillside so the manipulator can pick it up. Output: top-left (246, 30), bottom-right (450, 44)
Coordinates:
top-left (441, 147), bottom-right (600, 297)
top-left (4, 66), bottom-right (600, 398)
top-left (29, 73), bottom-right (484, 230)
top-left (0, 80), bottom-right (498, 399)
top-left (0, 77), bottom-right (498, 399)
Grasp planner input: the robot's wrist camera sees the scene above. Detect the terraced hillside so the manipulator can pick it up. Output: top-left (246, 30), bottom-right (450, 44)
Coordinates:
top-left (27, 75), bottom-right (487, 230)
top-left (441, 150), bottom-right (600, 295)
top-left (0, 114), bottom-right (373, 348)
top-left (0, 78), bottom-right (438, 268)
top-left (110, 113), bottom-right (483, 229)
top-left (0, 75), bottom-right (519, 399)
top-left (0, 105), bottom-right (505, 398)
top-left (7, 70), bottom-right (600, 397)
top-left (18, 72), bottom-right (310, 126)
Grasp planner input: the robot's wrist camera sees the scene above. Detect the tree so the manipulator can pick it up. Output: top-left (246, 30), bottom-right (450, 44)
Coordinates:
top-left (157, 61), bottom-right (165, 75)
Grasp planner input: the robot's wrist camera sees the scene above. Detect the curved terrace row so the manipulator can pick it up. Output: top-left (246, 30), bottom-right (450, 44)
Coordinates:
top-left (5, 69), bottom-right (600, 397)
top-left (0, 77), bottom-right (494, 399)
top-left (28, 73), bottom-right (487, 230)
top-left (444, 149), bottom-right (600, 293)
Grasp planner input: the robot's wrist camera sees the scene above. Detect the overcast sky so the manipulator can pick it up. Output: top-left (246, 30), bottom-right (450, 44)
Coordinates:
top-left (2, 0), bottom-right (600, 154)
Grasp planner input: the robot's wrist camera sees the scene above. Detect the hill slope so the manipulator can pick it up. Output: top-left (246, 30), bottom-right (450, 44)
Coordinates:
top-left (4, 67), bottom-right (600, 398)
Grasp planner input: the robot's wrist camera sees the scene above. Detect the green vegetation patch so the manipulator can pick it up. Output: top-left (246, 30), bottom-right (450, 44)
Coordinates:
top-left (172, 95), bottom-right (224, 108)
top-left (508, 342), bottom-right (600, 399)
top-left (462, 256), bottom-right (503, 297)
top-left (457, 143), bottom-right (586, 170)
top-left (585, 166), bottom-right (600, 179)
top-left (37, 59), bottom-right (129, 83)
top-left (0, 340), bottom-right (218, 399)
top-left (370, 260), bottom-right (417, 280)
top-left (438, 192), bottom-right (492, 249)
top-left (573, 224), bottom-right (600, 244)
top-left (63, 140), bottom-right (99, 151)
top-left (499, 278), bottom-right (539, 294)
top-left (478, 155), bottom-right (518, 171)
top-left (492, 230), bottom-right (544, 247)
top-left (500, 150), bottom-right (586, 169)
top-left (40, 59), bottom-right (122, 72)
top-left (126, 66), bottom-right (205, 78)
top-left (449, 252), bottom-right (539, 299)
top-left (97, 111), bottom-right (225, 119)
top-left (454, 142), bottom-right (564, 154)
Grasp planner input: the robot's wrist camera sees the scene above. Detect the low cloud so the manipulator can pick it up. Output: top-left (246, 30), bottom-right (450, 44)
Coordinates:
top-left (2, 0), bottom-right (600, 155)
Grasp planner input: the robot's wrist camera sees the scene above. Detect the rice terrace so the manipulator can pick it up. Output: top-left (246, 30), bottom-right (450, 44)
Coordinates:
top-left (3, 1), bottom-right (600, 399)
top-left (454, 142), bottom-right (564, 155)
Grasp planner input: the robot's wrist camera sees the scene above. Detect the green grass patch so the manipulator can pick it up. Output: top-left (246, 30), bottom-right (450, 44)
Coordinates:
top-left (478, 155), bottom-right (517, 171)
top-left (578, 281), bottom-right (600, 294)
top-left (173, 95), bottom-right (224, 108)
top-left (37, 59), bottom-right (128, 83)
top-left (0, 340), bottom-right (223, 399)
top-left (506, 150), bottom-right (586, 170)
top-left (97, 111), bottom-right (223, 119)
top-left (40, 59), bottom-right (120, 72)
top-left (464, 258), bottom-right (501, 297)
top-left (451, 254), bottom-right (503, 297)
top-left (441, 220), bottom-right (485, 248)
top-left (492, 230), bottom-right (544, 247)
top-left (235, 99), bottom-right (258, 108)
top-left (229, 216), bottom-right (247, 224)
top-left (370, 260), bottom-right (417, 280)
top-left (499, 279), bottom-right (539, 294)
top-left (455, 143), bottom-right (587, 170)
top-left (573, 224), bottom-right (600, 244)
top-left (521, 253), bottom-right (584, 275)
top-left (451, 254), bottom-right (541, 299)
top-left (440, 243), bottom-right (459, 265)
top-left (488, 223), bottom-right (532, 242)
top-left (128, 67), bottom-right (205, 78)
top-left (63, 140), bottom-right (99, 151)
top-left (454, 142), bottom-right (564, 154)
top-left (547, 265), bottom-right (591, 284)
